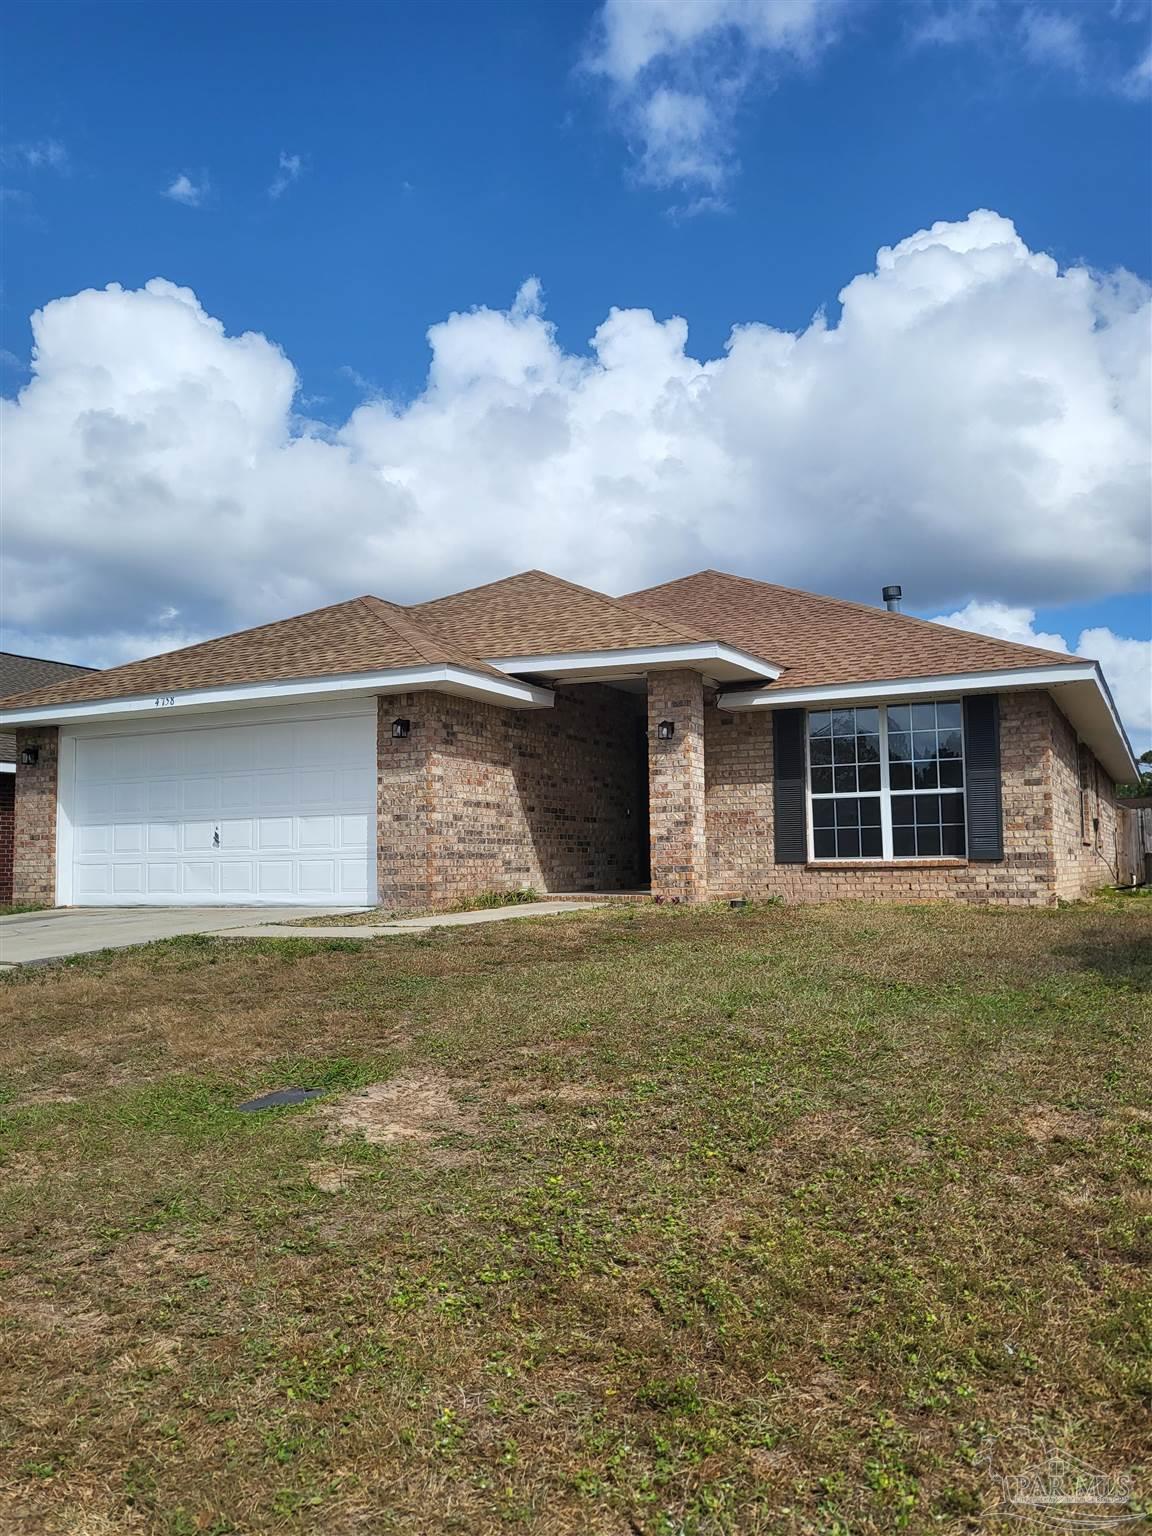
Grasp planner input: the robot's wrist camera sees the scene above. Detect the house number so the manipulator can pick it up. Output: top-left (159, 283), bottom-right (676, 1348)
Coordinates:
top-left (154, 695), bottom-right (176, 707)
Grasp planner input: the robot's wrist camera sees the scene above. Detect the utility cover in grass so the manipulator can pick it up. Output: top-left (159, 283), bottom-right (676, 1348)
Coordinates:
top-left (236, 1088), bottom-right (325, 1112)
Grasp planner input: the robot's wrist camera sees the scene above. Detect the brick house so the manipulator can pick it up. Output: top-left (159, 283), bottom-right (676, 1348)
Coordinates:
top-left (0, 570), bottom-right (1136, 910)
top-left (0, 651), bottom-right (95, 905)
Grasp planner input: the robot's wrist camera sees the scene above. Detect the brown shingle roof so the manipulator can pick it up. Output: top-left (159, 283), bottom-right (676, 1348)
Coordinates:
top-left (621, 570), bottom-right (1081, 690)
top-left (2, 568), bottom-right (1085, 717)
top-left (410, 570), bottom-right (711, 657)
top-left (1, 597), bottom-right (506, 711)
top-left (1, 652), bottom-right (96, 758)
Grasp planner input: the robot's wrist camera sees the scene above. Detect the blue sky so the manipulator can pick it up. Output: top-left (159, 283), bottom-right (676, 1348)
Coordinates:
top-left (2, 0), bottom-right (1150, 743)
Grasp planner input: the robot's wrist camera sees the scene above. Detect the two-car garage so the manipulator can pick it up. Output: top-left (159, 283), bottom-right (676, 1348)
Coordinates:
top-left (56, 703), bottom-right (377, 906)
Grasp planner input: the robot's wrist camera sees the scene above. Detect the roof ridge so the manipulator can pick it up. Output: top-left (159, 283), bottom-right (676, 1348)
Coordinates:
top-left (514, 570), bottom-right (715, 646)
top-left (626, 569), bottom-right (1078, 666)
top-left (356, 595), bottom-right (448, 667)
top-left (414, 568), bottom-right (713, 647)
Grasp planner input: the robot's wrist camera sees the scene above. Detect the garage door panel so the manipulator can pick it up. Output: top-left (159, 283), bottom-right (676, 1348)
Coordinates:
top-left (220, 775), bottom-right (255, 813)
top-left (184, 821), bottom-right (217, 851)
top-left (145, 737), bottom-right (181, 775)
top-left (113, 864), bottom-right (145, 894)
top-left (220, 820), bottom-right (254, 850)
top-left (67, 710), bottom-right (376, 905)
top-left (258, 862), bottom-right (294, 894)
top-left (78, 782), bottom-right (114, 819)
top-left (149, 781), bottom-right (180, 816)
top-left (257, 817), bottom-right (293, 849)
top-left (340, 858), bottom-right (370, 893)
top-left (183, 862), bottom-right (218, 895)
top-left (220, 863), bottom-right (255, 895)
top-left (76, 865), bottom-right (112, 896)
top-left (299, 860), bottom-right (337, 894)
top-left (114, 739), bottom-right (146, 777)
top-left (78, 824), bottom-right (111, 855)
top-left (147, 864), bottom-right (179, 894)
top-left (340, 814), bottom-right (369, 847)
top-left (257, 772), bottom-right (294, 810)
top-left (113, 824), bottom-right (144, 854)
top-left (299, 815), bottom-right (336, 848)
top-left (183, 779), bottom-right (220, 815)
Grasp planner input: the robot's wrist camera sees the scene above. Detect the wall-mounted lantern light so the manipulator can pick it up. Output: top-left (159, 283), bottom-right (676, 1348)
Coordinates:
top-left (19, 745), bottom-right (39, 767)
top-left (391, 718), bottom-right (411, 739)
top-left (657, 720), bottom-right (675, 740)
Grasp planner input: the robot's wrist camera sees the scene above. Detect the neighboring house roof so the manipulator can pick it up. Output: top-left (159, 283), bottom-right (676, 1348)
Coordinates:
top-left (410, 569), bottom-right (711, 658)
top-left (621, 570), bottom-right (1081, 690)
top-left (0, 651), bottom-right (95, 760)
top-left (0, 597), bottom-right (511, 712)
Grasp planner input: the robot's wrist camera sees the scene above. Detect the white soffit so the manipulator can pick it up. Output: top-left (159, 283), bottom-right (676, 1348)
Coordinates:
top-left (488, 641), bottom-right (781, 684)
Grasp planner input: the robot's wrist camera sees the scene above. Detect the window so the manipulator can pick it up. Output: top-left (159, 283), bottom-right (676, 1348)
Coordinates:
top-left (807, 700), bottom-right (966, 861)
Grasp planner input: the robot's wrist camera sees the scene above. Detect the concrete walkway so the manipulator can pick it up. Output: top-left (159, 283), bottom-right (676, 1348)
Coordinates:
top-left (0, 900), bottom-right (601, 966)
top-left (208, 901), bottom-right (600, 941)
top-left (0, 906), bottom-right (369, 966)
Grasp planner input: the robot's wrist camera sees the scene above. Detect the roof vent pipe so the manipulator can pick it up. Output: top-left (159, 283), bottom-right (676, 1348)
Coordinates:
top-left (882, 585), bottom-right (902, 613)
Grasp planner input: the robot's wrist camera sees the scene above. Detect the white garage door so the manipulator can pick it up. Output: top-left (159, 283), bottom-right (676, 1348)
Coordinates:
top-left (63, 708), bottom-right (376, 906)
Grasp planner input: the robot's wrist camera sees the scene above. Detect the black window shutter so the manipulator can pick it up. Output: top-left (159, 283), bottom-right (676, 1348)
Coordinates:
top-left (963, 694), bottom-right (1004, 861)
top-left (773, 708), bottom-right (808, 864)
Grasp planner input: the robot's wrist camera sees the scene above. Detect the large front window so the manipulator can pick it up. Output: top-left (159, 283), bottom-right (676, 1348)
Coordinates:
top-left (807, 701), bottom-right (966, 861)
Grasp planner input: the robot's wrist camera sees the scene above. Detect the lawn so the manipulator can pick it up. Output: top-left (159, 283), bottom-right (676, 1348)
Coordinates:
top-left (1, 896), bottom-right (1149, 1535)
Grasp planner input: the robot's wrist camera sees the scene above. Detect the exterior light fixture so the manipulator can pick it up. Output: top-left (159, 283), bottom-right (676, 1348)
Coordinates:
top-left (391, 718), bottom-right (411, 739)
top-left (19, 745), bottom-right (39, 767)
top-left (657, 720), bottom-right (675, 740)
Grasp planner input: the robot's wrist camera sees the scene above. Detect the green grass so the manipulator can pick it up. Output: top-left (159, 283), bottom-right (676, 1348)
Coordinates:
top-left (0, 896), bottom-right (1149, 1534)
top-left (0, 900), bottom-right (50, 917)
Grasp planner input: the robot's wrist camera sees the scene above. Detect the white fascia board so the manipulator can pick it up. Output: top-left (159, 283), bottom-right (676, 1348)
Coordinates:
top-left (717, 662), bottom-right (1139, 783)
top-left (487, 641), bottom-right (781, 683)
top-left (717, 662), bottom-right (1099, 708)
top-left (0, 663), bottom-right (554, 728)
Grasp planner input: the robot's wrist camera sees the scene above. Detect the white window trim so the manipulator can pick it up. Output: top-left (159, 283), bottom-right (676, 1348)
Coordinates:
top-left (805, 701), bottom-right (968, 864)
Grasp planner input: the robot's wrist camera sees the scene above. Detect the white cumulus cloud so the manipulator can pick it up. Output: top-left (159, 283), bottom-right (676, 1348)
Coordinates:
top-left (585, 0), bottom-right (844, 195)
top-left (1, 209), bottom-right (1149, 743)
top-left (163, 172), bottom-right (210, 207)
top-left (269, 152), bottom-right (303, 199)
top-left (932, 600), bottom-right (1152, 754)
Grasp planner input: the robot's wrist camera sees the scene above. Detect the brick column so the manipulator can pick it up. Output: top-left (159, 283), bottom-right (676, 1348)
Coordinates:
top-left (377, 695), bottom-right (434, 909)
top-left (13, 727), bottom-right (59, 906)
top-left (647, 670), bottom-right (707, 903)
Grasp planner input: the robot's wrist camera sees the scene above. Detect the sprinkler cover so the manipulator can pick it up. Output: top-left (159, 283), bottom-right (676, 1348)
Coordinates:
top-left (237, 1088), bottom-right (325, 1112)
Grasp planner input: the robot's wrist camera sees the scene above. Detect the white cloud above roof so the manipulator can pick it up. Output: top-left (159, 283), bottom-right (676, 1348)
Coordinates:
top-left (1, 209), bottom-right (1148, 740)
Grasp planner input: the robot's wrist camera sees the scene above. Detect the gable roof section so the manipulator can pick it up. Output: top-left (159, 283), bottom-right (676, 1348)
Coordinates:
top-left (621, 570), bottom-right (1082, 690)
top-left (410, 569), bottom-right (712, 659)
top-left (0, 597), bottom-right (507, 712)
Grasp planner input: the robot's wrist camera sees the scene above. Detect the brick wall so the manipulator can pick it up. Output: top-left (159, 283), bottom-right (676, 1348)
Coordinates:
top-left (648, 670), bottom-right (707, 903)
top-left (1048, 698), bottom-right (1121, 900)
top-left (0, 774), bottom-right (14, 905)
top-left (704, 690), bottom-right (1079, 907)
top-left (377, 684), bottom-right (644, 908)
top-left (12, 728), bottom-right (59, 906)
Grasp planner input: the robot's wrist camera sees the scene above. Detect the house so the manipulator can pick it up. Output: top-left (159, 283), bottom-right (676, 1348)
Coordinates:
top-left (0, 571), bottom-right (1135, 910)
top-left (1, 651), bottom-right (96, 905)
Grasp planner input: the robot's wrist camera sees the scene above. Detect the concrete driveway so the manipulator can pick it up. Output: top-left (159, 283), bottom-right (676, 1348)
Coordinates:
top-left (0, 907), bottom-right (368, 966)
